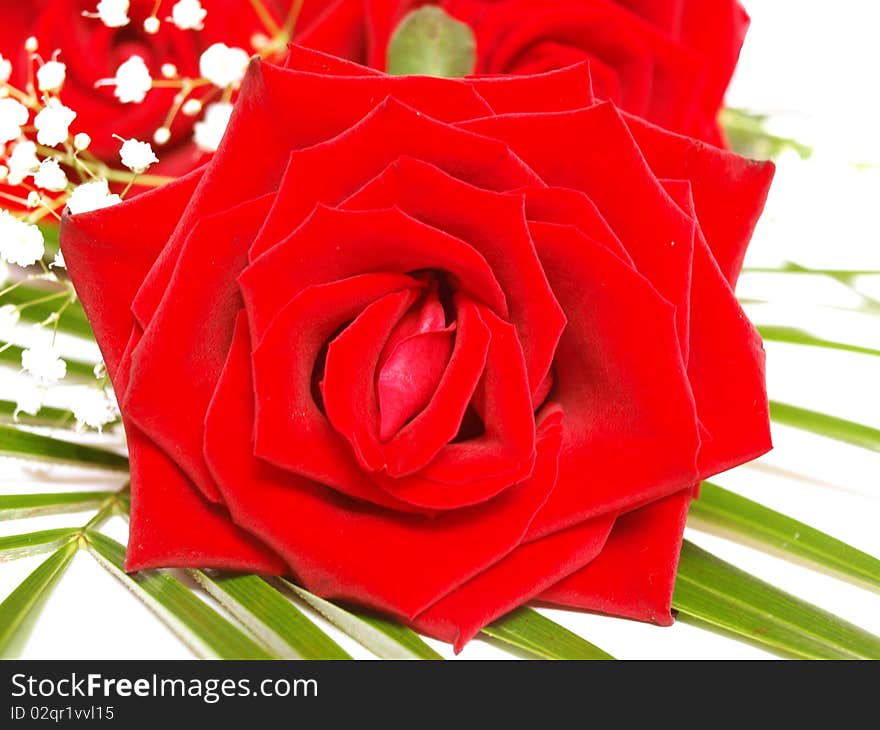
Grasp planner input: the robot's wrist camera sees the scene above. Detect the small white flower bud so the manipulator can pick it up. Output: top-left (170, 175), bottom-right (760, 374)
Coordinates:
top-left (181, 98), bottom-right (202, 116)
top-left (153, 127), bottom-right (171, 145)
top-left (37, 60), bottom-right (66, 92)
top-left (170, 0), bottom-right (207, 31)
top-left (161, 63), bottom-right (178, 79)
top-left (25, 37), bottom-right (39, 53)
top-left (73, 132), bottom-right (91, 151)
top-left (0, 54), bottom-right (12, 83)
top-left (199, 43), bottom-right (249, 88)
top-left (117, 136), bottom-right (159, 173)
top-left (251, 33), bottom-right (270, 51)
top-left (143, 16), bottom-right (160, 34)
top-left (26, 191), bottom-right (41, 208)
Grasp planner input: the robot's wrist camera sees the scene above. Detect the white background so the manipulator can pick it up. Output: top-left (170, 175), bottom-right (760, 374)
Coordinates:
top-left (1, 0), bottom-right (878, 659)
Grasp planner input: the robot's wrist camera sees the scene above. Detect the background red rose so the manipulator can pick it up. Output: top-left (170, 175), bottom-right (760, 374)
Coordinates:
top-left (364, 0), bottom-right (749, 145)
top-left (0, 0), bottom-right (364, 175)
top-left (61, 47), bottom-right (773, 648)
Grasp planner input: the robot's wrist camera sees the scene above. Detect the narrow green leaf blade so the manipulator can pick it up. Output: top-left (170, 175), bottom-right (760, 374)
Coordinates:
top-left (483, 608), bottom-right (614, 660)
top-left (770, 401), bottom-right (880, 453)
top-left (0, 541), bottom-right (78, 658)
top-left (673, 541), bottom-right (880, 659)
top-left (2, 285), bottom-right (92, 338)
top-left (84, 532), bottom-right (273, 659)
top-left (0, 529), bottom-right (79, 561)
top-left (0, 425), bottom-right (129, 471)
top-left (387, 6), bottom-right (476, 78)
top-left (0, 399), bottom-right (75, 428)
top-left (0, 491), bottom-right (113, 521)
top-left (192, 572), bottom-right (351, 660)
top-left (758, 325), bottom-right (880, 358)
top-left (689, 482), bottom-right (880, 592)
top-left (283, 580), bottom-right (442, 660)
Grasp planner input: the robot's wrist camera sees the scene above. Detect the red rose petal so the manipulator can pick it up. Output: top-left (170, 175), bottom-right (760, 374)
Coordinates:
top-left (371, 305), bottom-right (537, 511)
top-left (625, 112), bottom-right (775, 285)
top-left (124, 194), bottom-right (274, 504)
top-left (205, 313), bottom-right (560, 619)
top-left (59, 168), bottom-right (202, 377)
top-left (249, 97), bottom-right (543, 260)
top-left (131, 59), bottom-right (495, 330)
top-left (461, 102), bottom-right (695, 362)
top-left (340, 156), bottom-right (565, 396)
top-left (124, 425), bottom-right (286, 575)
top-left (251, 272), bottom-right (428, 512)
top-left (241, 205), bottom-right (509, 342)
top-left (662, 180), bottom-right (771, 477)
top-left (284, 42), bottom-right (382, 76)
top-left (378, 296), bottom-right (491, 477)
top-left (413, 511), bottom-right (616, 651)
top-left (321, 288), bottom-right (425, 471)
top-left (524, 221), bottom-right (700, 538)
top-left (466, 62), bottom-right (596, 114)
top-left (541, 487), bottom-right (693, 625)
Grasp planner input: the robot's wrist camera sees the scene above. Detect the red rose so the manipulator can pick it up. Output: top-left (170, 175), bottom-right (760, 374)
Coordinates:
top-left (60, 45), bottom-right (773, 648)
top-left (0, 1), bottom-right (363, 174)
top-left (365, 0), bottom-right (749, 145)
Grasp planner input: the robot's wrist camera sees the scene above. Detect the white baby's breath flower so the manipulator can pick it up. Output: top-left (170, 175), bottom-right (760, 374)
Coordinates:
top-left (181, 98), bottom-right (202, 116)
top-left (153, 127), bottom-right (171, 145)
top-left (193, 101), bottom-right (232, 152)
top-left (25, 37), bottom-right (39, 54)
top-left (14, 380), bottom-right (46, 419)
top-left (0, 303), bottom-right (20, 335)
top-left (86, 0), bottom-right (131, 28)
top-left (161, 63), bottom-right (178, 79)
top-left (0, 54), bottom-right (12, 84)
top-left (199, 43), bottom-right (249, 88)
top-left (0, 211), bottom-right (45, 267)
top-left (117, 137), bottom-right (159, 173)
top-left (33, 158), bottom-right (68, 191)
top-left (52, 250), bottom-right (66, 269)
top-left (143, 16), bottom-right (160, 34)
top-left (6, 141), bottom-right (39, 185)
top-left (0, 98), bottom-right (29, 144)
top-left (101, 55), bottom-right (152, 104)
top-left (171, 0), bottom-right (207, 30)
top-left (34, 99), bottom-right (76, 146)
top-left (73, 132), bottom-right (91, 151)
top-left (66, 179), bottom-right (122, 215)
top-left (37, 60), bottom-right (66, 93)
top-left (21, 342), bottom-right (67, 384)
top-left (71, 386), bottom-right (118, 431)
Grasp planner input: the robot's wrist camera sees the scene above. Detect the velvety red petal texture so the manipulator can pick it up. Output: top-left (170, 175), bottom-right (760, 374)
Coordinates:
top-left (541, 488), bottom-right (693, 625)
top-left (360, 0), bottom-right (749, 143)
top-left (60, 46), bottom-right (772, 648)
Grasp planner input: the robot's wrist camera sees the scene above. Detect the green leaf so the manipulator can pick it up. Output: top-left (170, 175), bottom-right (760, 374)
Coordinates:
top-left (758, 325), bottom-right (880, 358)
top-left (283, 580), bottom-right (443, 660)
top-left (387, 6), bottom-right (476, 78)
top-left (689, 483), bottom-right (880, 592)
top-left (191, 572), bottom-right (351, 660)
top-left (721, 108), bottom-right (812, 160)
top-left (673, 541), bottom-right (880, 659)
top-left (0, 540), bottom-right (78, 658)
top-left (84, 531), bottom-right (273, 659)
top-left (0, 491), bottom-right (114, 521)
top-left (770, 401), bottom-right (880, 453)
top-left (1, 284), bottom-right (92, 338)
top-left (0, 425), bottom-right (129, 471)
top-left (0, 528), bottom-right (80, 561)
top-left (483, 607), bottom-right (614, 660)
top-left (0, 347), bottom-right (98, 381)
top-left (0, 400), bottom-right (73, 429)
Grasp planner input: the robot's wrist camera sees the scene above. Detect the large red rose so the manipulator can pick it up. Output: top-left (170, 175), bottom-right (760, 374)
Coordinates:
top-left (60, 45), bottom-right (773, 649)
top-left (0, 0), bottom-right (364, 175)
top-left (364, 0), bottom-right (749, 145)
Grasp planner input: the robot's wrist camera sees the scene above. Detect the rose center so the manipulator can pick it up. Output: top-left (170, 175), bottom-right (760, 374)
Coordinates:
top-left (375, 279), bottom-right (455, 442)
